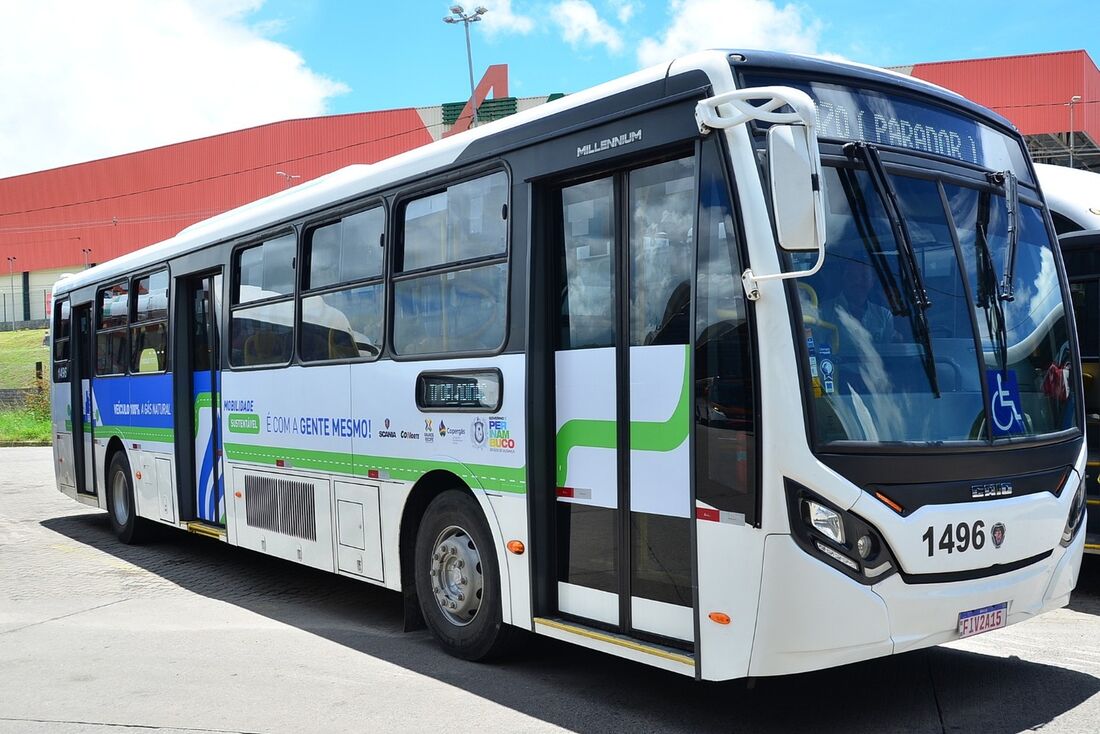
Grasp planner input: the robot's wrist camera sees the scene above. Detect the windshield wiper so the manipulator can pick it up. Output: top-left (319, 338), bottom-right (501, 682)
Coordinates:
top-left (975, 188), bottom-right (1010, 372)
top-left (991, 170), bottom-right (1020, 302)
top-left (835, 167), bottom-right (908, 317)
top-left (845, 142), bottom-right (940, 397)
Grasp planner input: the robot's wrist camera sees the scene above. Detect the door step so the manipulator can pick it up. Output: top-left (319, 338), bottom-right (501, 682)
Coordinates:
top-left (533, 616), bottom-right (695, 673)
top-left (185, 521), bottom-right (227, 540)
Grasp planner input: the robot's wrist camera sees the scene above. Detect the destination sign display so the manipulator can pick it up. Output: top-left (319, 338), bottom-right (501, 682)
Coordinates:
top-left (742, 74), bottom-right (1032, 182)
top-left (416, 370), bottom-right (502, 411)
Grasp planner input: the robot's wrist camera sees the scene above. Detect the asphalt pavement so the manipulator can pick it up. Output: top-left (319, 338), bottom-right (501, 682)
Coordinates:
top-left (1, 446), bottom-right (1098, 733)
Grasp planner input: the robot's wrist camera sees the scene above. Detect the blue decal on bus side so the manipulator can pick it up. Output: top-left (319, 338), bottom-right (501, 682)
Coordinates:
top-left (194, 370), bottom-right (224, 524)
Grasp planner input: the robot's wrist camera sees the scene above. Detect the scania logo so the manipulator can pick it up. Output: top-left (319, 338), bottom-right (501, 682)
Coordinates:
top-left (971, 482), bottom-right (1013, 499)
top-left (991, 522), bottom-right (1006, 548)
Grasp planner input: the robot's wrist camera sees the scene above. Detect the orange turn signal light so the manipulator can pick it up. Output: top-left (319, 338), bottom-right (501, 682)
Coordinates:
top-left (234, 491), bottom-right (243, 498)
top-left (874, 491), bottom-right (904, 514)
top-left (134, 471), bottom-right (142, 481)
top-left (506, 540), bottom-right (525, 555)
top-left (708, 612), bottom-right (731, 625)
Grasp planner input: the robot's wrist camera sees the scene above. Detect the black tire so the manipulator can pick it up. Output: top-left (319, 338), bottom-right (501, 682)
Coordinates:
top-left (414, 490), bottom-right (518, 661)
top-left (106, 451), bottom-right (150, 544)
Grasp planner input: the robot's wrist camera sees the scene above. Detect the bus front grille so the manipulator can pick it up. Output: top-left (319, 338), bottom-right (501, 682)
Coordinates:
top-left (243, 474), bottom-right (317, 542)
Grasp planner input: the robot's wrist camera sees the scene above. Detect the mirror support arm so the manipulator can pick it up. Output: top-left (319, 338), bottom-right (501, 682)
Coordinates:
top-left (695, 86), bottom-right (827, 301)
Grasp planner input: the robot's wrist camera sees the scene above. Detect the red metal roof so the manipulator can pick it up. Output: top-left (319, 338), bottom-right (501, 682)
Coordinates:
top-left (0, 108), bottom-right (434, 272)
top-left (906, 50), bottom-right (1098, 138)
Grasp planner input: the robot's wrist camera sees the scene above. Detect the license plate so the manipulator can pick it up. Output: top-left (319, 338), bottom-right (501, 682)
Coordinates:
top-left (957, 602), bottom-right (1008, 639)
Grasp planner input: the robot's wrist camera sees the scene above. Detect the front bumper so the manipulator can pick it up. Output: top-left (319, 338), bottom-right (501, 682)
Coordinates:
top-left (747, 528), bottom-right (1084, 677)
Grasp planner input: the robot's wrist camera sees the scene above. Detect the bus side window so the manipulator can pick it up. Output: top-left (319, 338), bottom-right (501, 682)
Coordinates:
top-left (393, 171), bottom-right (509, 356)
top-left (96, 282), bottom-right (129, 376)
top-left (130, 270), bottom-right (169, 374)
top-left (230, 233), bottom-right (296, 368)
top-left (53, 298), bottom-right (71, 382)
top-left (694, 143), bottom-right (757, 524)
top-left (300, 207), bottom-right (385, 362)
top-left (1070, 280), bottom-right (1100, 419)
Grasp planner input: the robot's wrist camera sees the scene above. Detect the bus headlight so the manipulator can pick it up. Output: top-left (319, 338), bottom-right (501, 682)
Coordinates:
top-left (786, 479), bottom-right (897, 584)
top-left (1060, 476), bottom-right (1087, 547)
top-left (804, 500), bottom-right (844, 543)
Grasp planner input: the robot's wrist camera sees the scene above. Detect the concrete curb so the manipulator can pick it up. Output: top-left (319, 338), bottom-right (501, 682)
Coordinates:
top-left (0, 440), bottom-right (50, 447)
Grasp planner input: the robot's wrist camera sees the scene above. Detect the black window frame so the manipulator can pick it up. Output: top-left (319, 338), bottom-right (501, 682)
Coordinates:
top-left (229, 228), bottom-right (299, 370)
top-left (298, 201), bottom-right (387, 365)
top-left (128, 267), bottom-right (170, 375)
top-left (390, 164), bottom-right (512, 360)
top-left (95, 280), bottom-right (130, 377)
top-left (52, 297), bottom-right (71, 383)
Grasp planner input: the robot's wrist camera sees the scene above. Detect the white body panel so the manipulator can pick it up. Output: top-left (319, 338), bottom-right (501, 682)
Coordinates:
top-left (628, 344), bottom-right (690, 519)
top-left (334, 480), bottom-right (383, 581)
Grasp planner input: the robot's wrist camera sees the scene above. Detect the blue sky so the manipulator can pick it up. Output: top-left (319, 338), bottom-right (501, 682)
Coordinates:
top-left (249, 0), bottom-right (1100, 113)
top-left (2, 1), bottom-right (1099, 177)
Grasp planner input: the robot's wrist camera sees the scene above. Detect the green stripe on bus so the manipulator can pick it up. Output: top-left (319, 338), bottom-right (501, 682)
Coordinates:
top-left (96, 425), bottom-right (175, 443)
top-left (222, 442), bottom-right (527, 494)
top-left (194, 391), bottom-right (212, 438)
top-left (555, 344), bottom-right (690, 487)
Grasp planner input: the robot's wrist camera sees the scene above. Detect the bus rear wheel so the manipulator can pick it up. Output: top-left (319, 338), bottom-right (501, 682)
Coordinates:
top-left (106, 451), bottom-right (150, 545)
top-left (414, 490), bottom-right (516, 661)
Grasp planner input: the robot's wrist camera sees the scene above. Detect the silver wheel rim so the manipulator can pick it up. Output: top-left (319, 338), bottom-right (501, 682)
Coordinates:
top-left (429, 525), bottom-right (484, 626)
top-left (111, 469), bottom-right (130, 526)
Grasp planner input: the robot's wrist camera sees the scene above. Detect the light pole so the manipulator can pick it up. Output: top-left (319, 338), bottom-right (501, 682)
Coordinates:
top-left (443, 5), bottom-right (488, 127)
top-left (1067, 94), bottom-right (1082, 168)
top-left (7, 256), bottom-right (16, 332)
top-left (81, 248), bottom-right (92, 269)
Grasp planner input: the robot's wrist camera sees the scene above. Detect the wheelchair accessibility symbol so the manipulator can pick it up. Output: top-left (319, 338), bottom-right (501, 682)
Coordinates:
top-left (986, 369), bottom-right (1024, 436)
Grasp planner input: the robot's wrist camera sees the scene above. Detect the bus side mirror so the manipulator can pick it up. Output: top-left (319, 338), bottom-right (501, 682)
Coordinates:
top-left (767, 124), bottom-right (825, 252)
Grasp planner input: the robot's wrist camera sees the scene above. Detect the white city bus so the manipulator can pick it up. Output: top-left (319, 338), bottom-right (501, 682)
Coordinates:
top-left (50, 50), bottom-right (1088, 680)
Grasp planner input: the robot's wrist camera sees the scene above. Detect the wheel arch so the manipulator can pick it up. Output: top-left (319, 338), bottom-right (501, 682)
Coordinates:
top-left (398, 468), bottom-right (511, 630)
top-left (102, 436), bottom-right (128, 499)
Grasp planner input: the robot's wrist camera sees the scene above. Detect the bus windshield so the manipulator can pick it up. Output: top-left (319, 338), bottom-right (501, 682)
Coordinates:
top-left (795, 164), bottom-right (1077, 445)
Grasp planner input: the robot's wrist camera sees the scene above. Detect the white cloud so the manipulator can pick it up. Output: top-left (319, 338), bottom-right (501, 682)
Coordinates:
top-left (551, 0), bottom-right (624, 54)
top-left (638, 0), bottom-right (824, 68)
top-left (0, 0), bottom-right (348, 178)
top-left (610, 0), bottom-right (637, 24)
top-left (478, 0), bottom-right (535, 36)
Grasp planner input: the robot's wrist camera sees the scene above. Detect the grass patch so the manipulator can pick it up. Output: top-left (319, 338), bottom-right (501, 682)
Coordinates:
top-left (0, 329), bottom-right (50, 389)
top-left (0, 409), bottom-right (51, 443)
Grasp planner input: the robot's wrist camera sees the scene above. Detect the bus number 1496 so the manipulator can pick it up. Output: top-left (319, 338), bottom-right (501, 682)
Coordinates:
top-left (922, 521), bottom-right (986, 557)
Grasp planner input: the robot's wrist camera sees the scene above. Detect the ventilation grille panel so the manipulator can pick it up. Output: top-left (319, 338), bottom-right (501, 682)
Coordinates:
top-left (243, 474), bottom-right (317, 541)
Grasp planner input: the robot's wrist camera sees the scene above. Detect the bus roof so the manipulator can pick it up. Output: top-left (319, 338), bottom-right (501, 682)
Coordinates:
top-left (53, 49), bottom-right (1002, 297)
top-left (1034, 162), bottom-right (1100, 231)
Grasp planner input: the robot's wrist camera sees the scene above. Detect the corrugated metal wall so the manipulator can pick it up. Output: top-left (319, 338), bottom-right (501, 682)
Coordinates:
top-left (907, 50), bottom-right (1097, 139)
top-left (0, 107), bottom-right (434, 273)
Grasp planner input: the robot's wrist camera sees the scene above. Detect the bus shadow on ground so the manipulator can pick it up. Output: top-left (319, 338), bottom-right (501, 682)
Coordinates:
top-left (41, 512), bottom-right (1100, 734)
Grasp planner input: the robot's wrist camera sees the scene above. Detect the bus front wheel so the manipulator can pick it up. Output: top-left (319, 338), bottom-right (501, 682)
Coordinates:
top-left (106, 451), bottom-right (150, 545)
top-left (414, 490), bottom-right (516, 661)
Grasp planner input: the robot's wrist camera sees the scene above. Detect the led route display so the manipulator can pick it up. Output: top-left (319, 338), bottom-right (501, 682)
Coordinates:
top-left (742, 73), bottom-right (1032, 181)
